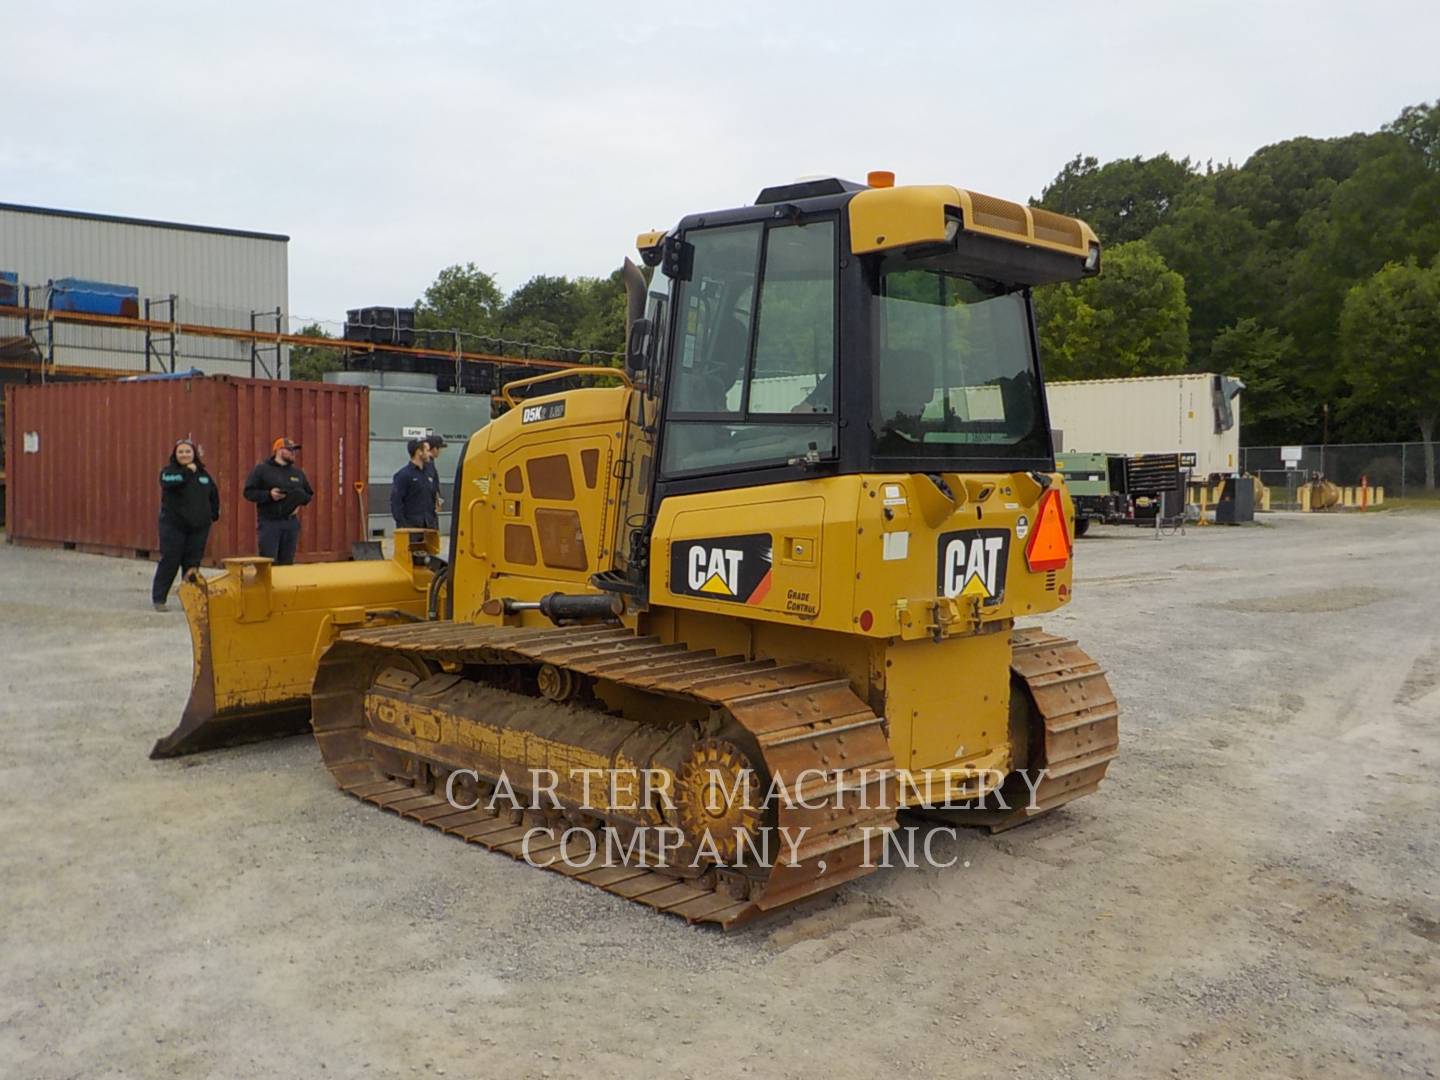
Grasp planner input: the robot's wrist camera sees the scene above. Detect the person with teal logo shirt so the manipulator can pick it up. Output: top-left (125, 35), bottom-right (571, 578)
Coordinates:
top-left (152, 439), bottom-right (220, 610)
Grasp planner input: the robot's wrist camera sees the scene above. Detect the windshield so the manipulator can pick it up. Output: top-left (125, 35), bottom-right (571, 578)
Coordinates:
top-left (872, 260), bottom-right (1048, 462)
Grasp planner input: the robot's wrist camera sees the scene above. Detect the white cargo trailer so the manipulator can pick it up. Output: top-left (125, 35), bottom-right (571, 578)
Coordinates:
top-left (1045, 373), bottom-right (1243, 477)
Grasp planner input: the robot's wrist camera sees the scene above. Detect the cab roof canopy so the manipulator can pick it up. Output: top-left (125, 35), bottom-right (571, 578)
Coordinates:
top-left (752, 176), bottom-right (1101, 287)
top-left (638, 177), bottom-right (1100, 287)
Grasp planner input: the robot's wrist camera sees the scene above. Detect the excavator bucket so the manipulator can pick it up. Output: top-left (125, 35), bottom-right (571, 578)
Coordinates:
top-left (150, 531), bottom-right (439, 758)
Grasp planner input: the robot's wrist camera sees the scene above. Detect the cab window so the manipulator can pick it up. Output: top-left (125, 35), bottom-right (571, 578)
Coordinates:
top-left (872, 263), bottom-right (1047, 461)
top-left (661, 218), bottom-right (836, 476)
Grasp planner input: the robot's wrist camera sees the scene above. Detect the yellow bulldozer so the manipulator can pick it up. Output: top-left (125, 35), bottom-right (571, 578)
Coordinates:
top-left (153, 175), bottom-right (1119, 928)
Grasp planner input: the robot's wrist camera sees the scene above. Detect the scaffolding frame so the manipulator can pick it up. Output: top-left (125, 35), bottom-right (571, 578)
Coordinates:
top-left (144, 294), bottom-right (178, 373)
top-left (0, 299), bottom-right (595, 381)
top-left (249, 306), bottom-right (283, 378)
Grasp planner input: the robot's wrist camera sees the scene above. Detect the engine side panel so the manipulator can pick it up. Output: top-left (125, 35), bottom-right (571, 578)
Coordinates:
top-left (451, 386), bottom-right (630, 620)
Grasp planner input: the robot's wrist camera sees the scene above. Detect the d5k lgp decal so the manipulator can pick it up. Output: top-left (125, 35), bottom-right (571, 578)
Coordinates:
top-left (521, 401), bottom-right (566, 424)
top-left (671, 533), bottom-right (773, 605)
top-left (936, 528), bottom-right (1010, 603)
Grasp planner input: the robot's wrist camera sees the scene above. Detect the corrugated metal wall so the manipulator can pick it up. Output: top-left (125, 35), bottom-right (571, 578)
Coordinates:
top-left (0, 205), bottom-right (289, 377)
top-left (4, 376), bottom-right (367, 564)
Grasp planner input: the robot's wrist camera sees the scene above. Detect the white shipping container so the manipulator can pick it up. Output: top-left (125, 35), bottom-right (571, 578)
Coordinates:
top-left (1045, 373), bottom-right (1243, 477)
top-left (0, 202), bottom-right (289, 377)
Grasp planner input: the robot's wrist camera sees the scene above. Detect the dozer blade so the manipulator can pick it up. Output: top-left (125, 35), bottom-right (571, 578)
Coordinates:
top-left (151, 531), bottom-right (440, 759)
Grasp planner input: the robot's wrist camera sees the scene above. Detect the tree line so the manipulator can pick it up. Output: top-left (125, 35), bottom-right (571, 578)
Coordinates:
top-left (1033, 99), bottom-right (1439, 459)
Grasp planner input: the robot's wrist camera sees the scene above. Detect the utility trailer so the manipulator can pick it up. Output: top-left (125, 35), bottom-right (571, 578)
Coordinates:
top-left (1055, 452), bottom-right (1126, 536)
top-left (1046, 373), bottom-right (1243, 480)
top-left (1057, 451), bottom-right (1185, 535)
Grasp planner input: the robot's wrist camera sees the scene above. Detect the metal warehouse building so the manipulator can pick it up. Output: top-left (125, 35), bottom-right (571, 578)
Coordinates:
top-left (0, 203), bottom-right (289, 377)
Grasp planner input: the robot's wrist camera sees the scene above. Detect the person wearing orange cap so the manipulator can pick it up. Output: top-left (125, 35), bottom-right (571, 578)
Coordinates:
top-left (242, 436), bottom-right (313, 565)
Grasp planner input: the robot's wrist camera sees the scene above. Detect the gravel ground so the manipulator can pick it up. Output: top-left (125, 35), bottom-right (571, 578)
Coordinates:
top-left (1, 510), bottom-right (1437, 1079)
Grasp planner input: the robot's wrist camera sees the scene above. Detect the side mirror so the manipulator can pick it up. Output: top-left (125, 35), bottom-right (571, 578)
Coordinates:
top-left (625, 317), bottom-right (652, 375)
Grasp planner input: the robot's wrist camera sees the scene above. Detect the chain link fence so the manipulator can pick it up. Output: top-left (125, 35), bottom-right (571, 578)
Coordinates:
top-left (1242, 443), bottom-right (1437, 507)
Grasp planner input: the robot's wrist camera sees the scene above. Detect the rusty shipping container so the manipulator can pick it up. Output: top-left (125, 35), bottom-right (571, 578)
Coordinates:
top-left (3, 375), bottom-right (368, 565)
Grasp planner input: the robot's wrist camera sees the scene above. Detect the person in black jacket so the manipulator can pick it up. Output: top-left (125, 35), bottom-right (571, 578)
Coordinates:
top-left (242, 437), bottom-right (313, 565)
top-left (391, 438), bottom-right (439, 530)
top-left (422, 434), bottom-right (446, 522)
top-left (152, 439), bottom-right (220, 610)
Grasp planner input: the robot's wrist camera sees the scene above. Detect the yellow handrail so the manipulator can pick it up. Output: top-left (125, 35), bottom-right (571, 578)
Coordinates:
top-left (500, 365), bottom-right (631, 406)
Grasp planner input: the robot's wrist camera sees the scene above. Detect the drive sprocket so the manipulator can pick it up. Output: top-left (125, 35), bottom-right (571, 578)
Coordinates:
top-left (675, 737), bottom-right (765, 861)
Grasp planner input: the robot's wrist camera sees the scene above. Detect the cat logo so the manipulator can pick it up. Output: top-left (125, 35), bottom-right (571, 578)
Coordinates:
top-left (670, 533), bottom-right (773, 605)
top-left (690, 547), bottom-right (743, 595)
top-left (936, 528), bottom-right (1010, 602)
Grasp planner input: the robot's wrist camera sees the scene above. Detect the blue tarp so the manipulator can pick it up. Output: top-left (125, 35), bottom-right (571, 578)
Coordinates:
top-left (50, 277), bottom-right (139, 316)
top-left (118, 368), bottom-right (206, 382)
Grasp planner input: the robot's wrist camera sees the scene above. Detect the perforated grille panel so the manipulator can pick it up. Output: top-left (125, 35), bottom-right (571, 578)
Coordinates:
top-left (1030, 207), bottom-right (1084, 248)
top-left (968, 192), bottom-right (1028, 236)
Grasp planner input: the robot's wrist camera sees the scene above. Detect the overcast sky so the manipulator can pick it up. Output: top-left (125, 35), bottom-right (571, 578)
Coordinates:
top-left (5, 0), bottom-right (1436, 331)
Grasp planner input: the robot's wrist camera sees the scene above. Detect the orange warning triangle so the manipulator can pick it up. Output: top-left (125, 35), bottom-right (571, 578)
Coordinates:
top-left (1025, 488), bottom-right (1072, 572)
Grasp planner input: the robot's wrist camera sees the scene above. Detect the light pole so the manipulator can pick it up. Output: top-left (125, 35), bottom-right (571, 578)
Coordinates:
top-left (1321, 402), bottom-right (1329, 479)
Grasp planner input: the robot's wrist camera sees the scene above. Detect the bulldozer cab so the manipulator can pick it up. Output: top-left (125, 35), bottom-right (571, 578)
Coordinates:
top-left (611, 177), bottom-right (1099, 597)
